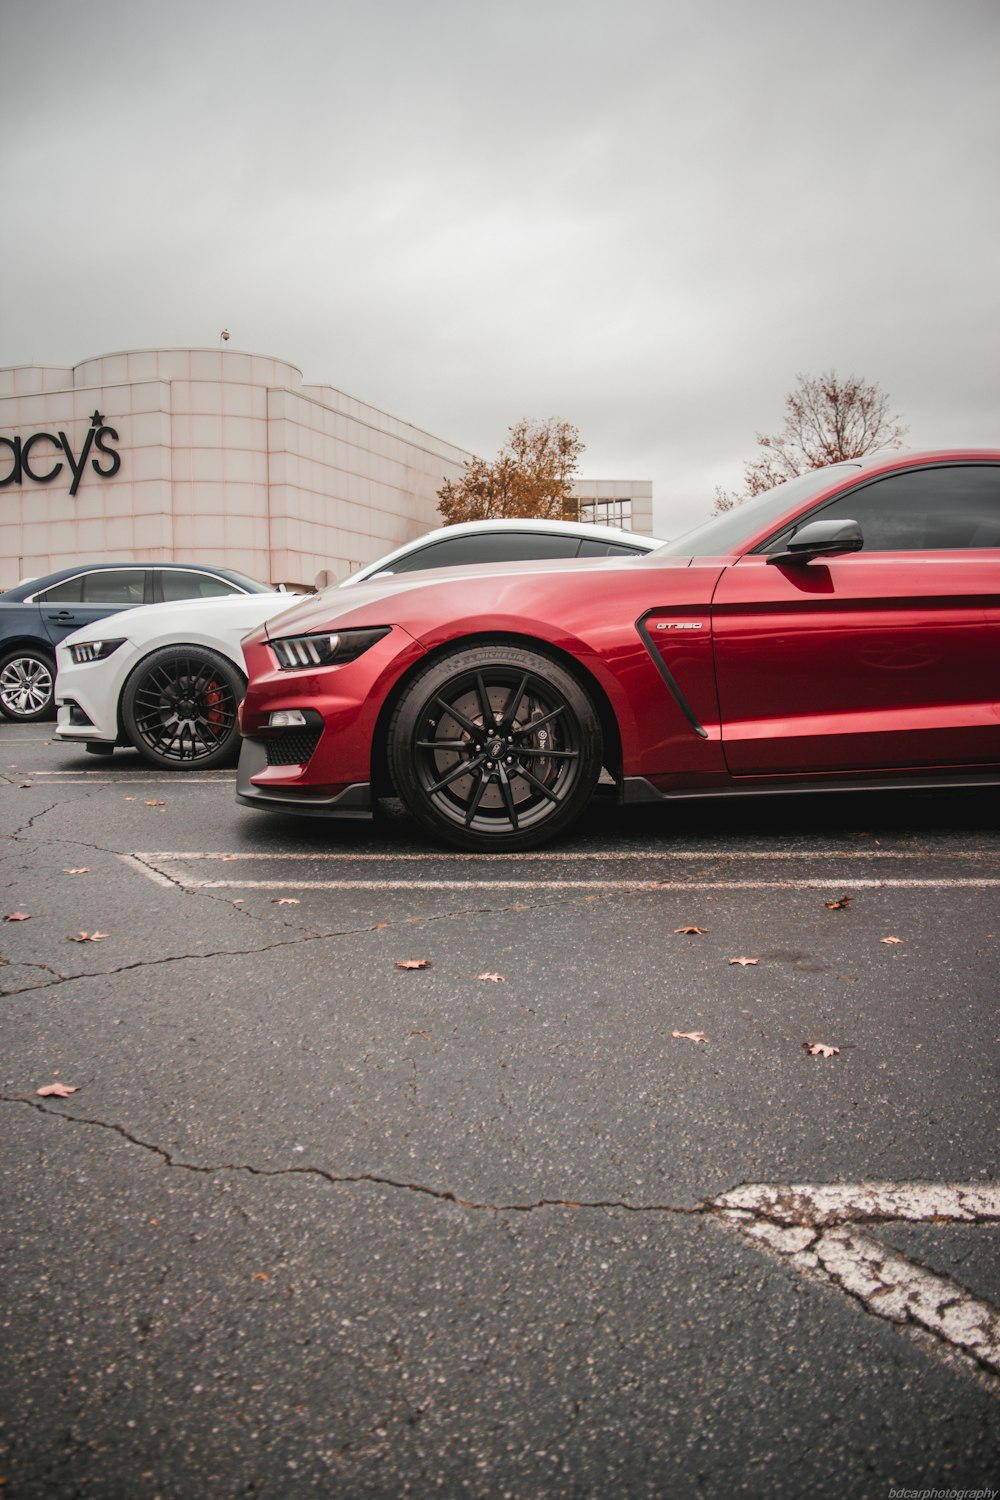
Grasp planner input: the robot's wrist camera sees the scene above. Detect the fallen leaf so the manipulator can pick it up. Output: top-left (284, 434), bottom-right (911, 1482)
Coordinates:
top-left (476, 972), bottom-right (505, 983)
top-left (373, 923), bottom-right (390, 930)
top-left (672, 1030), bottom-right (708, 1044)
top-left (729, 956), bottom-right (759, 967)
top-left (804, 1042), bottom-right (840, 1058)
top-left (19, 781), bottom-right (33, 788)
top-left (62, 868), bottom-right (91, 876)
top-left (505, 904), bottom-right (527, 911)
top-left (148, 1218), bottom-right (159, 1226)
top-left (880, 936), bottom-right (904, 945)
top-left (4, 912), bottom-right (33, 922)
top-left (231, 899), bottom-right (244, 905)
top-left (674, 926), bottom-right (708, 935)
top-left (124, 796), bottom-right (136, 801)
top-left (145, 800), bottom-right (165, 807)
top-left (395, 959), bottom-right (431, 970)
top-left (580, 894), bottom-right (601, 902)
top-left (412, 1028), bottom-right (431, 1040)
top-left (252, 1271), bottom-right (270, 1282)
top-left (68, 931), bottom-right (110, 943)
top-left (36, 1082), bottom-right (79, 1097)
top-left (272, 898), bottom-right (300, 905)
top-left (824, 895), bottom-right (853, 910)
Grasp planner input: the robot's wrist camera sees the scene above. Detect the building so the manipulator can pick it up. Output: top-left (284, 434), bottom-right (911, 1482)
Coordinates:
top-left (0, 347), bottom-right (653, 591)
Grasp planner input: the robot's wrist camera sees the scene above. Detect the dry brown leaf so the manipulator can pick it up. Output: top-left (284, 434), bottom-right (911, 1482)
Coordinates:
top-left (373, 923), bottom-right (390, 930)
top-left (272, 898), bottom-right (300, 905)
top-left (824, 895), bottom-right (853, 910)
top-left (672, 1030), bottom-right (708, 1044)
top-left (412, 1028), bottom-right (431, 1040)
top-left (729, 956), bottom-right (759, 967)
top-left (395, 958), bottom-right (431, 970)
top-left (62, 868), bottom-right (91, 875)
top-left (4, 912), bottom-right (33, 922)
top-left (674, 926), bottom-right (708, 935)
top-left (36, 1082), bottom-right (79, 1097)
top-left (804, 1042), bottom-right (840, 1058)
top-left (477, 972), bottom-right (505, 983)
top-left (145, 800), bottom-right (166, 807)
top-left (880, 936), bottom-right (904, 945)
top-left (68, 931), bottom-right (109, 943)
top-left (252, 1271), bottom-right (270, 1282)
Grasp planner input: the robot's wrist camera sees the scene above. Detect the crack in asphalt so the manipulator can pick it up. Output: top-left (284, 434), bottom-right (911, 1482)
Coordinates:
top-left (4, 1097), bottom-right (1000, 1389)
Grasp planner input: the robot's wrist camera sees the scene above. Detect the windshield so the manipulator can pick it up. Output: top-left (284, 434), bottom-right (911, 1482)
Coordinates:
top-left (653, 464), bottom-right (862, 558)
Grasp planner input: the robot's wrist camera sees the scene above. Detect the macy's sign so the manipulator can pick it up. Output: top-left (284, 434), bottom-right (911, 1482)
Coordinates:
top-left (0, 409), bottom-right (121, 497)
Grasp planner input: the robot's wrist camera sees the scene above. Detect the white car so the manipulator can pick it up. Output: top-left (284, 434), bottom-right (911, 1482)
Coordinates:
top-left (340, 518), bottom-right (662, 585)
top-left (54, 519), bottom-right (663, 769)
top-left (55, 592), bottom-right (301, 769)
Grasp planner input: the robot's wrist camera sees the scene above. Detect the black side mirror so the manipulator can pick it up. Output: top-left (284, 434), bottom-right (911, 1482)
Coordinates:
top-left (767, 518), bottom-right (864, 566)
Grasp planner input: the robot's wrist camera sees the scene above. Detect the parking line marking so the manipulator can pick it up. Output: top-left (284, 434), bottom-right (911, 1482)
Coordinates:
top-left (120, 863), bottom-right (1000, 894)
top-left (713, 1182), bottom-right (1000, 1381)
top-left (131, 849), bottom-right (1000, 862)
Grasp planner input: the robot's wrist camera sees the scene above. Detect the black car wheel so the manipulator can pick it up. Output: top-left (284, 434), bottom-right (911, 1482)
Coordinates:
top-left (388, 645), bottom-right (602, 851)
top-left (122, 647), bottom-right (245, 770)
top-left (0, 647), bottom-right (57, 722)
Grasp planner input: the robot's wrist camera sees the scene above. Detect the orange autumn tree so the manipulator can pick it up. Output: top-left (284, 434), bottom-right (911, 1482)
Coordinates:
top-left (437, 418), bottom-right (584, 524)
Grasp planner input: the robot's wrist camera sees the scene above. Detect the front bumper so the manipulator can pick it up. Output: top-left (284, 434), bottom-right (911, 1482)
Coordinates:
top-left (54, 644), bottom-right (138, 745)
top-left (235, 735), bottom-right (372, 816)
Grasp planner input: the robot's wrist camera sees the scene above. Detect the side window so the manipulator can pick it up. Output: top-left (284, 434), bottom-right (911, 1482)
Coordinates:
top-left (80, 569), bottom-right (146, 604)
top-left (577, 538), bottom-right (645, 557)
top-left (767, 465), bottom-right (1000, 552)
top-left (36, 576), bottom-right (83, 603)
top-left (159, 570), bottom-right (241, 601)
top-left (389, 532), bottom-right (582, 573)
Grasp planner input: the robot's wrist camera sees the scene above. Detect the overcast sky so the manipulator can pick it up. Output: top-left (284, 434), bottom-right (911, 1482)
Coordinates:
top-left (2, 0), bottom-right (998, 535)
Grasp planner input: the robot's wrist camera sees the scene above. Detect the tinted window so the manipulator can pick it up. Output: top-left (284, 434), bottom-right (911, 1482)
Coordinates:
top-left (765, 464), bottom-right (1000, 552)
top-left (388, 532), bottom-right (582, 573)
top-left (655, 464), bottom-right (862, 558)
top-left (79, 569), bottom-right (146, 604)
top-left (577, 538), bottom-right (645, 557)
top-left (159, 569), bottom-right (246, 602)
top-left (37, 576), bottom-right (83, 603)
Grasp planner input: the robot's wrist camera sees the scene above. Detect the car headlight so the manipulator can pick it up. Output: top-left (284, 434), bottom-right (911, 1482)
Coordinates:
top-left (270, 626), bottom-right (390, 671)
top-left (68, 639), bottom-right (127, 665)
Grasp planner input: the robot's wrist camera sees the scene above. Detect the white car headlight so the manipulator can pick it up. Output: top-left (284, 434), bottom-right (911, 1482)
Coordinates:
top-left (68, 638), bottom-right (127, 665)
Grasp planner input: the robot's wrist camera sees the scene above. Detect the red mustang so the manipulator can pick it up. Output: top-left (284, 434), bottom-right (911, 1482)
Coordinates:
top-left (237, 450), bottom-right (1000, 849)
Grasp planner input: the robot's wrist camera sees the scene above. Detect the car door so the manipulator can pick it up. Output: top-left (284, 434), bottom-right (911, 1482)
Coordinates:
top-left (711, 463), bottom-right (1000, 774)
top-left (38, 568), bottom-right (150, 647)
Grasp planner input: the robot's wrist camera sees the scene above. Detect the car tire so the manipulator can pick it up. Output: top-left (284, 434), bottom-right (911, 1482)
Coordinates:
top-left (121, 646), bottom-right (246, 770)
top-left (388, 644), bottom-right (602, 851)
top-left (0, 646), bottom-right (57, 722)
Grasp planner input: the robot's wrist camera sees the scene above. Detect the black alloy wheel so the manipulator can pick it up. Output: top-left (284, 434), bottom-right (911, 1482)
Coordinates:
top-left (0, 647), bottom-right (57, 722)
top-left (121, 646), bottom-right (245, 770)
top-left (388, 645), bottom-right (602, 851)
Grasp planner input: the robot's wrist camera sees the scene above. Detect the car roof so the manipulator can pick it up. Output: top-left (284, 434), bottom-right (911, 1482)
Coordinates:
top-left (343, 518), bottom-right (663, 584)
top-left (1, 562), bottom-right (263, 602)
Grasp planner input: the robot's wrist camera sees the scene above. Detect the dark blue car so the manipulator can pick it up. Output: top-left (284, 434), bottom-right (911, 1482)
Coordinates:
top-left (0, 562), bottom-right (272, 722)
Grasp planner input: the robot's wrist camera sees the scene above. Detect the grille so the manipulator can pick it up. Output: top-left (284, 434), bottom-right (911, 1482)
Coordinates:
top-left (265, 728), bottom-right (322, 766)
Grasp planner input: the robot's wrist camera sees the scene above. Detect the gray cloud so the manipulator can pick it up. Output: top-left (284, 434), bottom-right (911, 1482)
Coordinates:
top-left (3, 0), bottom-right (997, 535)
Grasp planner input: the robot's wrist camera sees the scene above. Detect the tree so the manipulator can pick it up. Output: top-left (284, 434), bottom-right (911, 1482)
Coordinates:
top-left (437, 418), bottom-right (585, 524)
top-left (714, 371), bottom-right (907, 512)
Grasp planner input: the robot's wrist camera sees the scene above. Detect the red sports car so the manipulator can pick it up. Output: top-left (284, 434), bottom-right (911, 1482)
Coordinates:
top-left (237, 450), bottom-right (1000, 850)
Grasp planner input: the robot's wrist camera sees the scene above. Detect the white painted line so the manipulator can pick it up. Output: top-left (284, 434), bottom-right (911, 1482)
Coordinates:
top-left (121, 869), bottom-right (1000, 894)
top-left (132, 849), bottom-right (1000, 863)
top-left (713, 1182), bottom-right (1000, 1381)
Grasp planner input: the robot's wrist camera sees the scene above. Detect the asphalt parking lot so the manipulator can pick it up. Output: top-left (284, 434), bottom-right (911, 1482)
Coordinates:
top-left (2, 722), bottom-right (999, 1498)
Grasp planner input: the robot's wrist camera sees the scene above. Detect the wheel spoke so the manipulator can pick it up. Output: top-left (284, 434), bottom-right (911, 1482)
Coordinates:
top-left (464, 771), bottom-right (491, 826)
top-left (496, 674), bottom-right (529, 734)
top-left (495, 763), bottom-right (520, 829)
top-left (510, 762), bottom-right (561, 803)
top-left (474, 672), bottom-right (495, 730)
top-left (428, 752), bottom-right (486, 794)
top-left (434, 697), bottom-right (481, 737)
top-left (512, 746), bottom-right (578, 760)
top-left (514, 705), bottom-right (566, 736)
